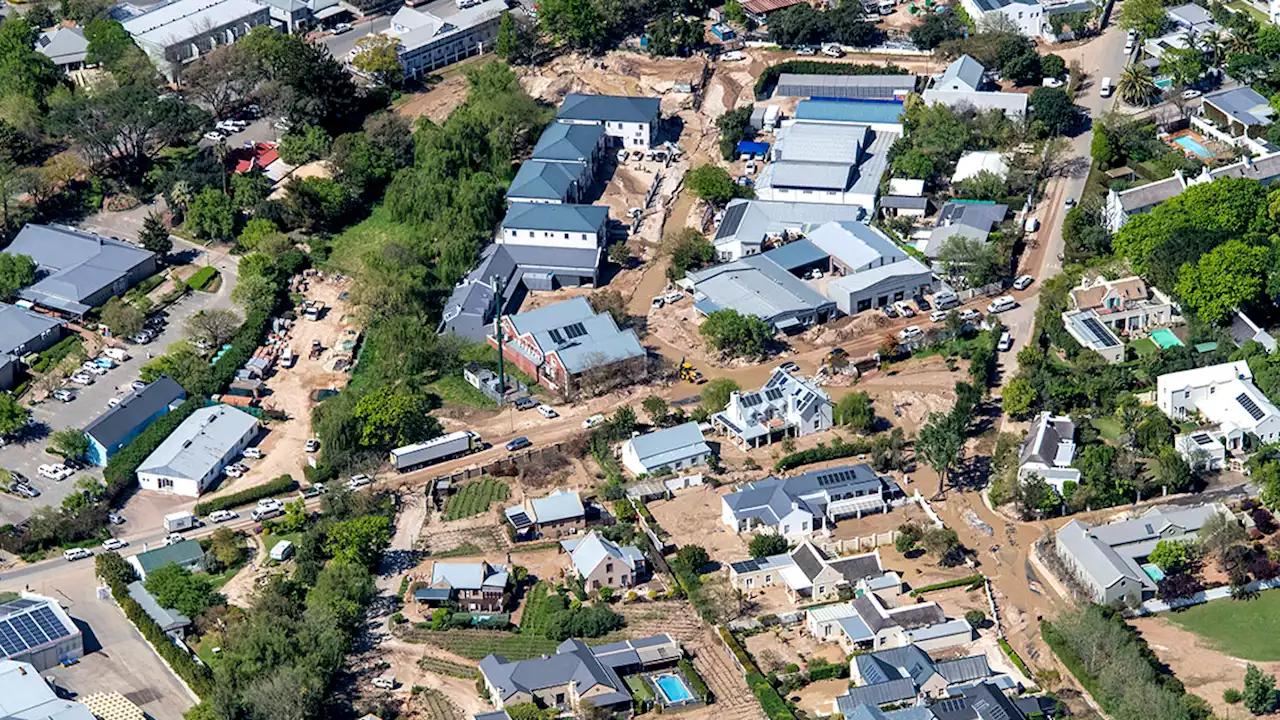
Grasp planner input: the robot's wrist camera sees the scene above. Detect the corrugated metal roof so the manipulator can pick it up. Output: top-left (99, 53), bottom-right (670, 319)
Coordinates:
top-left (795, 99), bottom-right (905, 125)
top-left (763, 239), bottom-right (828, 270)
top-left (775, 73), bottom-right (916, 100)
top-left (136, 405), bottom-right (258, 482)
top-left (558, 94), bottom-right (660, 124)
top-left (84, 377), bottom-right (186, 451)
top-left (503, 203), bottom-right (608, 234)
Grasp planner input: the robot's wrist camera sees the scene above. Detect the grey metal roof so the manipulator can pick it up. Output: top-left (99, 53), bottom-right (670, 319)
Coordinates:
top-left (431, 561), bottom-right (509, 590)
top-left (626, 422), bottom-right (710, 469)
top-left (724, 464), bottom-right (894, 524)
top-left (836, 678), bottom-right (918, 712)
top-left (763, 239), bottom-right (829, 270)
top-left (507, 161), bottom-right (580, 202)
top-left (879, 195), bottom-right (930, 210)
top-left (851, 130), bottom-right (897, 197)
top-left (1020, 412), bottom-right (1075, 466)
top-left (528, 489), bottom-right (585, 523)
top-left (123, 0), bottom-right (266, 46)
top-left (937, 55), bottom-right (985, 92)
top-left (688, 254), bottom-right (833, 326)
top-left (5, 224), bottom-right (154, 314)
top-left (937, 202), bottom-right (1007, 231)
top-left (0, 303), bottom-right (64, 357)
top-left (1167, 2), bottom-right (1213, 26)
top-left (557, 94), bottom-right (660, 125)
top-left (35, 26), bottom-right (88, 66)
top-left (1204, 86), bottom-right (1274, 127)
top-left (713, 198), bottom-right (864, 250)
top-left (137, 405), bottom-right (258, 482)
top-left (806, 221), bottom-right (902, 271)
top-left (126, 581), bottom-right (190, 632)
top-left (769, 161), bottom-right (853, 191)
top-left (0, 658), bottom-right (95, 720)
top-left (934, 656), bottom-right (992, 684)
top-left (827, 256), bottom-right (932, 296)
top-left (84, 376), bottom-right (185, 450)
top-left (479, 634), bottom-right (677, 705)
top-left (475, 711), bottom-right (512, 720)
top-left (774, 73), bottom-right (917, 100)
top-left (532, 122), bottom-right (605, 163)
top-left (932, 681), bottom-right (1030, 720)
top-left (775, 123), bottom-right (867, 163)
top-left (390, 0), bottom-right (506, 54)
top-left (504, 203), bottom-right (608, 234)
top-left (791, 542), bottom-right (826, 580)
top-left (827, 552), bottom-right (883, 583)
top-left (568, 531), bottom-right (644, 577)
top-left (506, 297), bottom-right (643, 374)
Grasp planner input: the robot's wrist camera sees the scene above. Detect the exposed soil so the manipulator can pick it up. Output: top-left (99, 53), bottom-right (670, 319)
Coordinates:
top-left (1129, 616), bottom-right (1265, 720)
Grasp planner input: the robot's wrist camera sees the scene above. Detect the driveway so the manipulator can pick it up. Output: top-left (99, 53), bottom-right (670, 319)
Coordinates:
top-left (320, 17), bottom-right (391, 62)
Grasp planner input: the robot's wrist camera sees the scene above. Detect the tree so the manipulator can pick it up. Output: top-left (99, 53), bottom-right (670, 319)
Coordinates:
top-left (685, 165), bottom-right (739, 207)
top-left (186, 188), bottom-right (237, 242)
top-left (181, 44), bottom-right (253, 118)
top-left (1243, 664), bottom-right (1276, 715)
top-left (232, 272), bottom-right (279, 314)
top-left (1002, 51), bottom-right (1043, 86)
top-left (1175, 239), bottom-right (1267, 324)
top-left (1001, 378), bottom-right (1036, 419)
top-left (1029, 87), bottom-right (1079, 136)
top-left (282, 176), bottom-right (348, 232)
top-left (1197, 511), bottom-right (1247, 563)
top-left (495, 12), bottom-right (518, 58)
top-left (920, 526), bottom-right (962, 565)
top-left (1119, 0), bottom-right (1167, 37)
top-left (231, 171), bottom-right (273, 210)
top-left (953, 170), bottom-right (1008, 202)
top-left (323, 515), bottom-right (391, 568)
top-left (642, 395), bottom-right (668, 425)
top-left (700, 309), bottom-right (772, 359)
top-left (700, 378), bottom-right (740, 413)
top-left (937, 235), bottom-right (1002, 287)
top-left (278, 125), bottom-right (332, 166)
top-left (139, 211), bottom-right (173, 257)
top-left (646, 14), bottom-right (703, 57)
top-left (910, 10), bottom-right (964, 49)
top-left (351, 34), bottom-right (404, 87)
top-left (834, 392), bottom-right (874, 432)
top-left (1116, 63), bottom-right (1160, 106)
top-left (917, 411), bottom-right (965, 497)
top-left (535, 0), bottom-right (616, 52)
top-left (102, 297), bottom-right (145, 338)
top-left (208, 527), bottom-right (245, 570)
top-left (0, 393), bottom-right (26, 436)
top-left (607, 242), bottom-right (632, 267)
top-left (749, 533), bottom-right (788, 559)
top-left (49, 428), bottom-right (89, 459)
top-left (769, 4), bottom-right (830, 46)
top-left (186, 309), bottom-right (241, 347)
top-left (0, 253), bottom-right (35, 300)
top-left (353, 387), bottom-right (440, 450)
top-left (1162, 46), bottom-right (1206, 88)
top-left (664, 228), bottom-right (715, 279)
top-left (24, 5), bottom-right (55, 29)
top-left (1147, 539), bottom-right (1195, 574)
top-left (676, 544), bottom-right (710, 572)
top-left (145, 564), bottom-right (221, 617)
top-left (0, 19), bottom-right (58, 107)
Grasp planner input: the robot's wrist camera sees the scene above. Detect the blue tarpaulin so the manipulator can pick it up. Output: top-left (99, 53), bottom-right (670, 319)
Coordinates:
top-left (736, 141), bottom-right (770, 157)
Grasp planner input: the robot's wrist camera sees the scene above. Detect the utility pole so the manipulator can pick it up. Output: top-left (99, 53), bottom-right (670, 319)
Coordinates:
top-left (492, 275), bottom-right (507, 406)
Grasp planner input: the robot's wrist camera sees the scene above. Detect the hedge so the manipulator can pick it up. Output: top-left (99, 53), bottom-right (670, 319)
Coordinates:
top-left (998, 637), bottom-right (1031, 677)
top-left (719, 625), bottom-right (800, 719)
top-left (754, 61), bottom-right (912, 99)
top-left (187, 266), bottom-right (218, 291)
top-left (679, 658), bottom-right (712, 702)
top-left (32, 335), bottom-right (82, 373)
top-left (774, 439), bottom-right (872, 472)
top-left (194, 474), bottom-right (298, 515)
top-left (910, 574), bottom-right (985, 597)
top-left (103, 398), bottom-right (202, 506)
top-left (806, 657), bottom-right (848, 681)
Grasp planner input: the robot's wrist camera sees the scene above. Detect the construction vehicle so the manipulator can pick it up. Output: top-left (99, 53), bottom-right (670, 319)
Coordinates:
top-left (309, 339), bottom-right (323, 360)
top-left (678, 358), bottom-right (706, 384)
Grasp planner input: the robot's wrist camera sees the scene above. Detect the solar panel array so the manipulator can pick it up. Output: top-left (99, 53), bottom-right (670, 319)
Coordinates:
top-left (0, 602), bottom-right (71, 657)
top-left (741, 392), bottom-right (764, 408)
top-left (1237, 392), bottom-right (1266, 421)
top-left (564, 322), bottom-right (587, 339)
top-left (764, 388), bottom-right (784, 402)
top-left (1080, 316), bottom-right (1119, 348)
top-left (816, 468), bottom-right (872, 487)
top-left (548, 328), bottom-right (565, 343)
top-left (1192, 433), bottom-right (1213, 445)
top-left (716, 203), bottom-right (748, 240)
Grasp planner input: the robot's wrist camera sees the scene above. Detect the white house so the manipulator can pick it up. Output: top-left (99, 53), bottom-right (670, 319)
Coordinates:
top-left (958, 0), bottom-right (1043, 36)
top-left (712, 368), bottom-right (833, 449)
top-left (1157, 361), bottom-right (1280, 450)
top-left (952, 151), bottom-right (1009, 184)
top-left (1069, 275), bottom-right (1175, 334)
top-left (1175, 430), bottom-right (1228, 471)
top-left (500, 204), bottom-right (609, 251)
top-left (720, 464), bottom-right (904, 540)
top-left (921, 55), bottom-right (1028, 117)
top-left (807, 594), bottom-right (972, 654)
top-left (136, 405), bottom-right (259, 497)
top-left (620, 422), bottom-right (712, 476)
top-left (729, 543), bottom-right (887, 603)
top-left (556, 94), bottom-right (661, 149)
top-left (1018, 413), bottom-right (1081, 494)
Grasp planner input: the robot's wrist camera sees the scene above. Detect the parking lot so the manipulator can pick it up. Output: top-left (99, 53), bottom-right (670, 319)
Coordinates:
top-left (0, 240), bottom-right (240, 526)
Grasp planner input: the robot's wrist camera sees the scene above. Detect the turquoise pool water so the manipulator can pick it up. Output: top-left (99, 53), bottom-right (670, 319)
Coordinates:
top-left (1142, 563), bottom-right (1166, 582)
top-left (1151, 328), bottom-right (1185, 349)
top-left (1155, 77), bottom-right (1173, 89)
top-left (654, 674), bottom-right (694, 703)
top-left (1174, 135), bottom-right (1213, 159)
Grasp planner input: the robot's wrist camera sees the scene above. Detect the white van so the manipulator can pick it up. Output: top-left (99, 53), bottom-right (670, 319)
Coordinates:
top-left (998, 331), bottom-right (1013, 352)
top-left (1100, 77), bottom-right (1113, 97)
top-left (102, 347), bottom-right (130, 362)
top-left (987, 295), bottom-right (1017, 314)
top-left (63, 548), bottom-right (92, 562)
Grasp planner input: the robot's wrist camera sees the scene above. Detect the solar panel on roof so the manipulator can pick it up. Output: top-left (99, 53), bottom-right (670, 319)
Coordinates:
top-left (12, 613), bottom-right (48, 646)
top-left (765, 388), bottom-right (784, 401)
top-left (31, 607), bottom-right (68, 641)
top-left (1080, 316), bottom-right (1119, 348)
top-left (1238, 392), bottom-right (1266, 421)
top-left (564, 322), bottom-right (588, 339)
top-left (716, 203), bottom-right (748, 240)
top-left (741, 393), bottom-right (763, 407)
top-left (0, 621), bottom-right (26, 655)
top-left (548, 328), bottom-right (565, 343)
top-left (1193, 433), bottom-right (1212, 444)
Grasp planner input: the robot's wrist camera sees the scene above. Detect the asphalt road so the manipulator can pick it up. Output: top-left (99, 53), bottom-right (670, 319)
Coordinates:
top-left (320, 16), bottom-right (392, 62)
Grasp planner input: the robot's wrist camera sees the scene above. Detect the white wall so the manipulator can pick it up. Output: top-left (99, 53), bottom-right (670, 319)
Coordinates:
top-left (754, 186), bottom-right (876, 209)
top-left (559, 119), bottom-right (654, 148)
top-left (501, 227), bottom-right (600, 250)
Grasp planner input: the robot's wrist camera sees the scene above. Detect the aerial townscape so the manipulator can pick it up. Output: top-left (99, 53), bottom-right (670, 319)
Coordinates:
top-left (9, 0), bottom-right (1280, 718)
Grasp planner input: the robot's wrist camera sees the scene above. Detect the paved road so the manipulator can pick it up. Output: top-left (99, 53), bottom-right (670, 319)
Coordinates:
top-left (320, 17), bottom-right (392, 61)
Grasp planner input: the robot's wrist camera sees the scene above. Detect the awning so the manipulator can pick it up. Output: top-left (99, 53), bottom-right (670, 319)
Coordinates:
top-left (414, 587), bottom-right (451, 602)
top-left (736, 140), bottom-right (770, 156)
top-left (774, 317), bottom-right (802, 331)
top-left (314, 5), bottom-right (346, 18)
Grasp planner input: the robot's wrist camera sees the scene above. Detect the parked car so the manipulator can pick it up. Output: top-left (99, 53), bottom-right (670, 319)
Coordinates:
top-left (15, 484), bottom-right (39, 498)
top-left (1100, 76), bottom-right (1113, 97)
top-left (1013, 274), bottom-right (1035, 291)
top-left (582, 414), bottom-right (605, 429)
top-left (244, 448), bottom-right (262, 459)
top-left (882, 305), bottom-right (898, 319)
top-left (892, 301), bottom-right (916, 318)
top-left (107, 398), bottom-right (121, 409)
top-left (165, 534), bottom-right (185, 546)
top-left (102, 538), bottom-right (128, 551)
top-left (202, 130), bottom-right (224, 142)
top-left (779, 361), bottom-right (800, 373)
top-left (38, 464), bottom-right (73, 481)
top-left (506, 437), bottom-right (532, 452)
top-left (959, 309), bottom-right (981, 322)
top-left (1182, 89), bottom-right (1202, 99)
top-left (70, 373), bottom-right (94, 385)
top-left (513, 397), bottom-right (538, 411)
top-left (63, 548), bottom-right (92, 562)
top-left (51, 389), bottom-right (74, 402)
top-left (224, 465), bottom-right (244, 478)
top-left (108, 512), bottom-right (125, 525)
top-left (132, 331), bottom-right (154, 344)
top-left (930, 310), bottom-right (949, 323)
top-left (348, 474), bottom-right (373, 490)
top-left (537, 404), bottom-right (558, 419)
top-left (81, 364), bottom-right (108, 376)
top-left (305, 438), bottom-right (321, 452)
top-left (898, 326), bottom-right (923, 341)
top-left (93, 357), bottom-right (116, 369)
top-left (301, 483), bottom-right (327, 498)
top-left (821, 44), bottom-right (844, 57)
top-left (721, 50), bottom-right (745, 61)
top-left (998, 331), bottom-right (1013, 351)
top-left (987, 295), bottom-right (1017, 314)
top-left (332, 22), bottom-right (352, 33)
top-left (796, 46), bottom-right (817, 55)
top-left (209, 510), bottom-right (238, 523)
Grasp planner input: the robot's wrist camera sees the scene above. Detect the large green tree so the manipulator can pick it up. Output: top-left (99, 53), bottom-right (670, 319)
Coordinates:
top-left (917, 411), bottom-right (965, 497)
top-left (1174, 239), bottom-right (1267, 324)
top-left (0, 393), bottom-right (30, 436)
top-left (700, 378), bottom-right (740, 413)
top-left (0, 253), bottom-right (35, 300)
top-left (700, 309), bottom-right (772, 359)
top-left (322, 515), bottom-right (391, 568)
top-left (352, 387), bottom-right (440, 450)
top-left (1118, 0), bottom-right (1167, 37)
top-left (145, 564), bottom-right (221, 617)
top-left (186, 188), bottom-right (237, 242)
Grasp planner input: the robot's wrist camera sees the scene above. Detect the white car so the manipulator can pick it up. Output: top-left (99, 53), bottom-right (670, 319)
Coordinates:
top-left (203, 130), bottom-right (225, 142)
top-left (1181, 89), bottom-right (1202, 100)
top-left (893, 301), bottom-right (916, 318)
top-left (70, 373), bottom-right (95, 385)
top-left (987, 295), bottom-right (1017, 314)
top-left (537, 405), bottom-right (558, 419)
top-left (1013, 274), bottom-right (1035, 291)
top-left (243, 448), bottom-right (262, 459)
top-left (107, 397), bottom-right (121, 409)
top-left (795, 46), bottom-right (817, 56)
top-left (209, 510), bottom-right (238, 523)
top-left (81, 364), bottom-right (108, 376)
top-left (348, 474), bottom-right (373, 490)
top-left (305, 438), bottom-right (321, 452)
top-left (898, 326), bottom-right (923, 341)
top-left (582, 414), bottom-right (605, 429)
top-left (959, 309), bottom-right (981, 322)
top-left (779, 361), bottom-right (800, 373)
top-left (38, 464), bottom-right (72, 481)
top-left (1041, 76), bottom-right (1064, 88)
top-left (224, 465), bottom-right (244, 478)
top-left (333, 22), bottom-right (352, 33)
top-left (165, 534), bottom-right (185, 546)
top-left (63, 548), bottom-right (92, 562)
top-left (102, 538), bottom-right (128, 551)
top-left (821, 44), bottom-right (844, 57)
top-left (929, 309), bottom-right (949, 323)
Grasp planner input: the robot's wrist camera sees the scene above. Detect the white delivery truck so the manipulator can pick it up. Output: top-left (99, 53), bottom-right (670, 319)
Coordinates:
top-left (163, 511), bottom-right (196, 533)
top-left (390, 431), bottom-right (481, 473)
top-left (102, 347), bottom-right (130, 362)
top-left (763, 105), bottom-right (780, 132)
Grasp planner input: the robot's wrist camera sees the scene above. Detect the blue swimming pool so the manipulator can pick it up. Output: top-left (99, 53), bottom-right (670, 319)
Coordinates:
top-left (1142, 563), bottom-right (1166, 582)
top-left (1174, 135), bottom-right (1213, 159)
top-left (654, 674), bottom-right (694, 704)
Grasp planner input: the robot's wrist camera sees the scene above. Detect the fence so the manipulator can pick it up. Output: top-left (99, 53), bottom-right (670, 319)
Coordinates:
top-left (423, 442), bottom-right (567, 485)
top-left (820, 531), bottom-right (899, 555)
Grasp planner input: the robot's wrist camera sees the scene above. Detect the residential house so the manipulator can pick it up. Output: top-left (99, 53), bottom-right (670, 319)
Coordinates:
top-left (83, 376), bottom-right (186, 466)
top-left (711, 368), bottom-right (834, 451)
top-left (530, 122), bottom-right (607, 181)
top-left (1156, 361), bottom-right (1280, 450)
top-left (121, 0), bottom-right (271, 81)
top-left (620, 422), bottom-right (712, 476)
top-left (556, 94), bottom-right (661, 150)
top-left (491, 297), bottom-right (646, 395)
top-left (0, 659), bottom-right (94, 720)
top-left (1018, 413), bottom-right (1081, 494)
top-left (756, 112), bottom-right (897, 210)
top-left (0, 595), bottom-right (84, 672)
top-left (807, 221), bottom-right (934, 315)
top-left (1063, 309), bottom-right (1124, 363)
top-left (1202, 86), bottom-right (1274, 139)
top-left (127, 581), bottom-right (191, 638)
top-left (1232, 309), bottom-right (1278, 353)
top-left (711, 198), bottom-right (865, 262)
top-left (2, 224), bottom-right (157, 318)
top-left (505, 489), bottom-right (586, 538)
top-left (562, 531), bottom-right (646, 589)
top-left (36, 26), bottom-right (89, 70)
top-left (1055, 503), bottom-right (1231, 604)
top-left (0, 303), bottom-right (65, 391)
top-left (956, 0), bottom-right (1043, 36)
top-left (384, 0), bottom-right (506, 80)
top-left (729, 543), bottom-right (887, 603)
top-left (127, 540), bottom-right (206, 581)
top-left (720, 464), bottom-right (903, 539)
top-left (917, 201), bottom-right (1008, 258)
top-left (952, 151), bottom-right (1008, 184)
top-left (809, 594), bottom-right (972, 653)
top-left (773, 74), bottom-right (917, 101)
top-left (1175, 429), bottom-right (1228, 471)
top-left (1105, 153), bottom-right (1280, 232)
top-left (500, 204), bottom-right (609, 251)
top-left (833, 645), bottom-right (994, 714)
top-left (687, 253), bottom-right (838, 333)
top-left (922, 56), bottom-right (1027, 117)
top-left (136, 405), bottom-right (260, 497)
top-left (417, 561), bottom-right (509, 613)
top-left (507, 161), bottom-right (588, 204)
top-left (479, 635), bottom-right (681, 714)
top-left (1069, 275), bottom-right (1174, 334)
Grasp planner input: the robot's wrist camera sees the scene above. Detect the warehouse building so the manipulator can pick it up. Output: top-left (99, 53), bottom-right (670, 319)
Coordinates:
top-left (773, 73), bottom-right (916, 100)
top-left (0, 595), bottom-right (83, 671)
top-left (2, 224), bottom-right (156, 319)
top-left (121, 0), bottom-right (271, 81)
top-left (136, 404), bottom-right (260, 497)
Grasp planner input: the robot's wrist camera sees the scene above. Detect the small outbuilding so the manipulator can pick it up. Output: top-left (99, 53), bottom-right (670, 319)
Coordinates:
top-left (270, 540), bottom-right (295, 561)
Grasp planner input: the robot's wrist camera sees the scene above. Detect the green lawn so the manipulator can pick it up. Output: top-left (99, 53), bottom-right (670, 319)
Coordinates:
top-left (405, 629), bottom-right (562, 660)
top-left (1090, 417), bottom-right (1124, 442)
top-left (1229, 0), bottom-right (1268, 23)
top-left (1166, 589), bottom-right (1280, 661)
top-left (326, 205), bottom-right (420, 275)
top-left (428, 374), bottom-right (497, 409)
top-left (1129, 337), bottom-right (1159, 358)
top-left (626, 674), bottom-right (655, 702)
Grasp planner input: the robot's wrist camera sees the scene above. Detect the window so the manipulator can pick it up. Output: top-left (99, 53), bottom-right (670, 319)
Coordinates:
top-left (564, 233), bottom-right (570, 239)
top-left (158, 478), bottom-right (174, 489)
top-left (606, 562), bottom-right (613, 572)
top-left (783, 525), bottom-right (790, 534)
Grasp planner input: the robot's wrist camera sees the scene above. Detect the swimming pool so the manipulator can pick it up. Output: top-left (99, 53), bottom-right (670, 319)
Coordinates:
top-left (1155, 77), bottom-right (1174, 89)
top-left (1151, 328), bottom-right (1185, 349)
top-left (1142, 563), bottom-right (1166, 582)
top-left (654, 674), bottom-right (694, 704)
top-left (1173, 135), bottom-right (1213, 159)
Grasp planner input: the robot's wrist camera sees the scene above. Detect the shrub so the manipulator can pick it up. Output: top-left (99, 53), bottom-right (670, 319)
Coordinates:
top-left (679, 658), bottom-right (711, 701)
top-left (187, 266), bottom-right (218, 291)
top-left (194, 475), bottom-right (297, 515)
top-left (1225, 688), bottom-right (1243, 704)
top-left (774, 438), bottom-right (871, 471)
top-left (909, 574), bottom-right (984, 596)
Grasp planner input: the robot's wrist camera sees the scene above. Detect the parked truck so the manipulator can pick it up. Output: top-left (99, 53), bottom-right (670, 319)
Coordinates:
top-left (281, 346), bottom-right (296, 368)
top-left (390, 431), bottom-right (481, 473)
top-left (163, 511), bottom-right (196, 533)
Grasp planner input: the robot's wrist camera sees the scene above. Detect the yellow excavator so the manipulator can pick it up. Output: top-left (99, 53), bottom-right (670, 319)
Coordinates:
top-left (678, 357), bottom-right (706, 384)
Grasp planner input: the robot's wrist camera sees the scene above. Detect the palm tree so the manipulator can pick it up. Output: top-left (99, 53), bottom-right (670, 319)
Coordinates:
top-left (1117, 63), bottom-right (1160, 106)
top-left (169, 180), bottom-right (193, 212)
top-left (1201, 28), bottom-right (1226, 64)
top-left (213, 139), bottom-right (230, 194)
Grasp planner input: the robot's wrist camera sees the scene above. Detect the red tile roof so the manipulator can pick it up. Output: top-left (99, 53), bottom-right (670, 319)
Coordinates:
top-left (741, 0), bottom-right (804, 14)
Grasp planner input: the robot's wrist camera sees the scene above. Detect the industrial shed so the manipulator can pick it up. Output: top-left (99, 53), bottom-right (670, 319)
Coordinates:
top-left (774, 73), bottom-right (917, 100)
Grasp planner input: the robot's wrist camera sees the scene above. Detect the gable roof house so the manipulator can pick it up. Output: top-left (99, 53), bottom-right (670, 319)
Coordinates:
top-left (0, 303), bottom-right (65, 391)
top-left (421, 561), bottom-right (510, 613)
top-left (500, 204), bottom-right (609, 252)
top-left (556, 94), bottom-right (661, 150)
top-left (381, 0), bottom-right (506, 80)
top-left (834, 645), bottom-right (994, 714)
top-left (1105, 153), bottom-right (1280, 231)
top-left (1018, 413), bottom-right (1081, 494)
top-left (0, 595), bottom-right (84, 672)
top-left (808, 221), bottom-right (934, 317)
top-left (1157, 360), bottom-right (1280, 452)
top-left (136, 404), bottom-right (260, 497)
top-left (711, 368), bottom-right (833, 450)
top-left (121, 0), bottom-right (271, 82)
top-left (730, 542), bottom-right (889, 603)
top-left (922, 56), bottom-right (1028, 117)
top-left (917, 201), bottom-right (1008, 258)
top-left (956, 0), bottom-right (1044, 37)
top-left (491, 297), bottom-right (646, 395)
top-left (3, 225), bottom-right (157, 318)
top-left (711, 198), bottom-right (865, 262)
top-left (621, 422), bottom-right (712, 476)
top-left (36, 26), bottom-right (89, 70)
top-left (507, 160), bottom-right (588, 205)
top-left (84, 376), bottom-right (186, 466)
top-left (1055, 502), bottom-right (1231, 604)
top-left (809, 594), bottom-right (972, 654)
top-left (505, 489), bottom-right (587, 539)
top-left (127, 539), bottom-right (206, 581)
top-left (1202, 86), bottom-right (1275, 138)
top-left (561, 531), bottom-right (647, 589)
top-left (720, 464), bottom-right (904, 540)
top-left (1069, 275), bottom-right (1174, 334)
